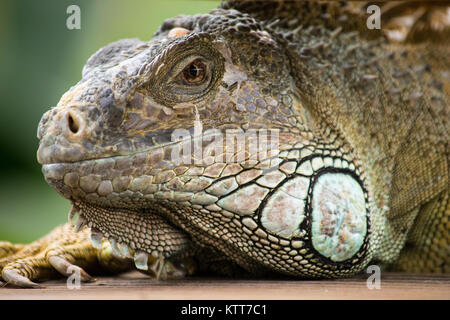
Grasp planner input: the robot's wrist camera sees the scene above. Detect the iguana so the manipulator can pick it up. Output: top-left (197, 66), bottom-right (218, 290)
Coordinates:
top-left (0, 1), bottom-right (448, 288)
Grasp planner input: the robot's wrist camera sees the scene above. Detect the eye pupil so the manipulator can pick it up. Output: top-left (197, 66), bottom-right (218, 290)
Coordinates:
top-left (189, 64), bottom-right (199, 77)
top-left (182, 59), bottom-right (206, 83)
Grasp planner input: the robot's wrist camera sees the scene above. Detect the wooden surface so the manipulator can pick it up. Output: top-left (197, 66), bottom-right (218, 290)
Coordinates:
top-left (0, 271), bottom-right (449, 300)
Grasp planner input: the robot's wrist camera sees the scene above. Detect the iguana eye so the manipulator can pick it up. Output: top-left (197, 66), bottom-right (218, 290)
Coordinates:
top-left (146, 34), bottom-right (224, 105)
top-left (179, 59), bottom-right (206, 84)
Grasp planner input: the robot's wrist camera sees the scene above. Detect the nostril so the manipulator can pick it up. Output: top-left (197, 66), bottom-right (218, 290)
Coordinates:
top-left (67, 112), bottom-right (80, 134)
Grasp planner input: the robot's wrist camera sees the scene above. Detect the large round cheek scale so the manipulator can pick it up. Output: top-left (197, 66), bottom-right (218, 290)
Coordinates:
top-left (311, 173), bottom-right (367, 262)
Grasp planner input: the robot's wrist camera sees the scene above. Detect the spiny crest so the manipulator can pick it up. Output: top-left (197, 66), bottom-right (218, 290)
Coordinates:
top-left (221, 1), bottom-right (450, 44)
top-left (221, 0), bottom-right (371, 35)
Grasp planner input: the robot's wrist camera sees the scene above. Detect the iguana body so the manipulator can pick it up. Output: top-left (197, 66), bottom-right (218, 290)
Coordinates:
top-left (0, 1), bottom-right (448, 287)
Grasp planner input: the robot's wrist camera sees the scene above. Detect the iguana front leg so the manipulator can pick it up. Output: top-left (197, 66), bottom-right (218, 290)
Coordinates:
top-left (0, 224), bottom-right (132, 288)
top-left (0, 216), bottom-right (197, 288)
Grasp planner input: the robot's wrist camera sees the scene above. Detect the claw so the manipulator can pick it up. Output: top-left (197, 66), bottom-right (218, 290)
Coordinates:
top-left (48, 256), bottom-right (94, 282)
top-left (68, 206), bottom-right (78, 223)
top-left (148, 252), bottom-right (165, 279)
top-left (159, 260), bottom-right (186, 279)
top-left (73, 214), bottom-right (87, 232)
top-left (155, 259), bottom-right (166, 280)
top-left (2, 269), bottom-right (43, 288)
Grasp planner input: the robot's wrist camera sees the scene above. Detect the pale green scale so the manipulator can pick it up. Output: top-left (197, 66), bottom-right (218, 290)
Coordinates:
top-left (260, 176), bottom-right (309, 238)
top-left (311, 173), bottom-right (367, 262)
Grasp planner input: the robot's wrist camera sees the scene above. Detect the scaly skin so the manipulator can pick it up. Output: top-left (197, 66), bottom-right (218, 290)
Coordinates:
top-left (1, 1), bottom-right (448, 287)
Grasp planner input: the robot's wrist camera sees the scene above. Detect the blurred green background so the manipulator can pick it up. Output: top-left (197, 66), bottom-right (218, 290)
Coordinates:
top-left (0, 0), bottom-right (219, 243)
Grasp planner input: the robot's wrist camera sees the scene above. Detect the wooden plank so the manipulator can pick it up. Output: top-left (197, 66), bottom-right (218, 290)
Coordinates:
top-left (0, 272), bottom-right (449, 300)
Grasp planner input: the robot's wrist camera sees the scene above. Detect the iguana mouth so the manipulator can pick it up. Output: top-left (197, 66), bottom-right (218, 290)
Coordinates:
top-left (39, 126), bottom-right (283, 207)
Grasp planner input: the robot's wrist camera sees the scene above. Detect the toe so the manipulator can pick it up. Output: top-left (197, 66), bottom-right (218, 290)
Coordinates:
top-left (48, 256), bottom-right (95, 282)
top-left (1, 268), bottom-right (43, 288)
top-left (0, 242), bottom-right (24, 259)
top-left (0, 223), bottom-right (134, 287)
top-left (1, 254), bottom-right (55, 288)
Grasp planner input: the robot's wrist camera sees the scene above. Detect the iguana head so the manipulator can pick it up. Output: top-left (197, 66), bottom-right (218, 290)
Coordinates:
top-left (37, 6), bottom-right (373, 277)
